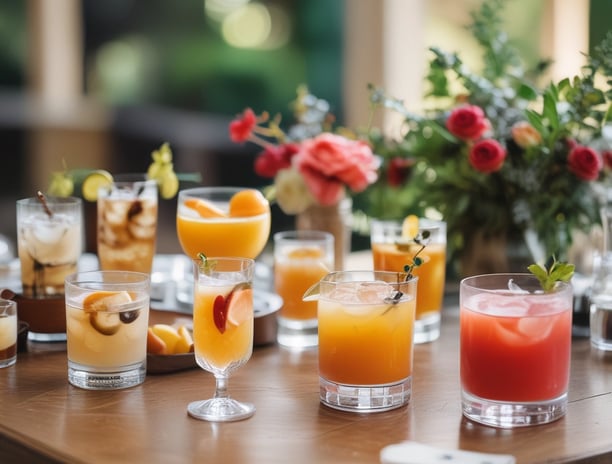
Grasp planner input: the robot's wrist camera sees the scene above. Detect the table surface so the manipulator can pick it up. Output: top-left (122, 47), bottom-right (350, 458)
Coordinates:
top-left (2, 298), bottom-right (612, 464)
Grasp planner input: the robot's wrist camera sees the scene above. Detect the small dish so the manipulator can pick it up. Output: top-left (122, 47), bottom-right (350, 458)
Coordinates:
top-left (147, 309), bottom-right (196, 375)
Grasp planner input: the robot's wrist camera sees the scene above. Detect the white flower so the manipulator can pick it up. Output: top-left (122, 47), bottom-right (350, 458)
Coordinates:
top-left (274, 167), bottom-right (315, 214)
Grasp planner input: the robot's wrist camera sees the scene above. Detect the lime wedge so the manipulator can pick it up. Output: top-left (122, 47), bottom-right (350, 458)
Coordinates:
top-left (157, 170), bottom-right (179, 199)
top-left (302, 281), bottom-right (322, 302)
top-left (48, 172), bottom-right (74, 197)
top-left (82, 170), bottom-right (113, 201)
top-left (402, 215), bottom-right (419, 239)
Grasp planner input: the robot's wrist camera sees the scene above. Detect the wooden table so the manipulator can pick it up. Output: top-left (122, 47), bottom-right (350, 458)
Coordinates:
top-left (2, 302), bottom-right (612, 464)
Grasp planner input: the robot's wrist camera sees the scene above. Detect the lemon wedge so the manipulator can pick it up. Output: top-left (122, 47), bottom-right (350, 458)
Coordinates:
top-left (401, 215), bottom-right (419, 239)
top-left (82, 170), bottom-right (114, 201)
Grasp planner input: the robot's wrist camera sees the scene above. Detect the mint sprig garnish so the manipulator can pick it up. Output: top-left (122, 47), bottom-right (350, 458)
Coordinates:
top-left (527, 258), bottom-right (574, 292)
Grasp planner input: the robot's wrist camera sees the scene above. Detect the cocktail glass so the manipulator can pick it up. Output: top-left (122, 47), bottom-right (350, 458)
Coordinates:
top-left (306, 270), bottom-right (417, 412)
top-left (97, 175), bottom-right (158, 273)
top-left (371, 218), bottom-right (446, 343)
top-left (460, 273), bottom-right (573, 428)
top-left (187, 257), bottom-right (256, 421)
top-left (17, 195), bottom-right (82, 341)
top-left (274, 230), bottom-right (334, 348)
top-left (65, 270), bottom-right (151, 390)
top-left (176, 187), bottom-right (271, 260)
top-left (0, 299), bottom-right (17, 368)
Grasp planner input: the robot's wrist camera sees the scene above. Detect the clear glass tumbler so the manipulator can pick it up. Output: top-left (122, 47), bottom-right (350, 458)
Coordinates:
top-left (460, 273), bottom-right (573, 428)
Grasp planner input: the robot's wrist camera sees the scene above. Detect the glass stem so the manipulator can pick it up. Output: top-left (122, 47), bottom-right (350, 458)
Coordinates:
top-left (214, 374), bottom-right (229, 400)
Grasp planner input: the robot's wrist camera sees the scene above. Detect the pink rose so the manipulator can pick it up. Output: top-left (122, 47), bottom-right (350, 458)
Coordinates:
top-left (229, 108), bottom-right (257, 142)
top-left (468, 139), bottom-right (507, 173)
top-left (446, 105), bottom-right (490, 141)
top-left (295, 133), bottom-right (379, 206)
top-left (254, 143), bottom-right (299, 178)
top-left (511, 121), bottom-right (542, 148)
top-left (568, 145), bottom-right (602, 181)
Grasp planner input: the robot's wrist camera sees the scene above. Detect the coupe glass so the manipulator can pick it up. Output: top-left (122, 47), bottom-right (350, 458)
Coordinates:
top-left (187, 257), bottom-right (256, 421)
top-left (176, 186), bottom-right (271, 260)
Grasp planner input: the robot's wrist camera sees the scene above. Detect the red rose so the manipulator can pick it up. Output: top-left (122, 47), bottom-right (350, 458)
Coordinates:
top-left (254, 143), bottom-right (299, 178)
top-left (229, 108), bottom-right (257, 143)
top-left (446, 105), bottom-right (490, 141)
top-left (296, 133), bottom-right (379, 206)
top-left (568, 145), bottom-right (602, 181)
top-left (468, 139), bottom-right (507, 173)
top-left (387, 157), bottom-right (414, 187)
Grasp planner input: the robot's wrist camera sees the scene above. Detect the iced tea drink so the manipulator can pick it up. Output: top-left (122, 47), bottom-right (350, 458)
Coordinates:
top-left (460, 273), bottom-right (572, 428)
top-left (17, 196), bottom-right (82, 298)
top-left (274, 230), bottom-right (333, 348)
top-left (0, 299), bottom-right (17, 368)
top-left (176, 187), bottom-right (271, 260)
top-left (371, 218), bottom-right (446, 343)
top-left (65, 270), bottom-right (150, 390)
top-left (97, 176), bottom-right (158, 273)
top-left (314, 271), bottom-right (417, 412)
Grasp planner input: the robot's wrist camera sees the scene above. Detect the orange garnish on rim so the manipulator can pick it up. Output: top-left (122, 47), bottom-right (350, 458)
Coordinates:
top-left (228, 189), bottom-right (270, 217)
top-left (184, 198), bottom-right (227, 218)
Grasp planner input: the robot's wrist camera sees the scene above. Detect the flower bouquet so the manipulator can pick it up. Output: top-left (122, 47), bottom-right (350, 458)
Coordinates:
top-left (363, 0), bottom-right (611, 275)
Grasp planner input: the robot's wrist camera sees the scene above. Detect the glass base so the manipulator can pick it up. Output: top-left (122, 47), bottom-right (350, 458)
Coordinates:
top-left (28, 331), bottom-right (67, 343)
top-left (187, 397), bottom-right (255, 422)
top-left (413, 313), bottom-right (440, 344)
top-left (277, 316), bottom-right (318, 349)
top-left (68, 360), bottom-right (146, 390)
top-left (462, 390), bottom-right (567, 428)
top-left (319, 376), bottom-right (411, 413)
top-left (0, 356), bottom-right (16, 368)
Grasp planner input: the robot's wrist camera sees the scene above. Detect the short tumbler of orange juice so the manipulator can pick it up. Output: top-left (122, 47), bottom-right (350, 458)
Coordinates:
top-left (306, 270), bottom-right (417, 412)
top-left (273, 230), bottom-right (334, 349)
top-left (371, 217), bottom-right (446, 343)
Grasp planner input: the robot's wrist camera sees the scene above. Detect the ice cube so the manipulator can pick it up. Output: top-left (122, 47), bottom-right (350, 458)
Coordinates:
top-left (356, 281), bottom-right (397, 304)
top-left (516, 316), bottom-right (553, 340)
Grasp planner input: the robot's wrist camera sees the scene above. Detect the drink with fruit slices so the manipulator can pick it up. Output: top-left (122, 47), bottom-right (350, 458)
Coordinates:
top-left (65, 270), bottom-right (151, 390)
top-left (176, 187), bottom-right (271, 260)
top-left (371, 217), bottom-right (447, 343)
top-left (97, 175), bottom-right (158, 273)
top-left (273, 230), bottom-right (334, 348)
top-left (188, 256), bottom-right (256, 422)
top-left (306, 270), bottom-right (417, 412)
top-left (460, 273), bottom-right (573, 428)
top-left (0, 299), bottom-right (17, 368)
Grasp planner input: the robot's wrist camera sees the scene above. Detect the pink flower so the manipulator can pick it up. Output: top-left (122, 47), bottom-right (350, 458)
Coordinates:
top-left (568, 145), bottom-right (602, 181)
top-left (387, 157), bottom-right (414, 187)
top-left (602, 150), bottom-right (612, 171)
top-left (446, 105), bottom-right (490, 141)
top-left (511, 121), bottom-right (542, 148)
top-left (468, 139), bottom-right (507, 173)
top-left (229, 108), bottom-right (257, 142)
top-left (254, 143), bottom-right (300, 178)
top-left (295, 133), bottom-right (379, 206)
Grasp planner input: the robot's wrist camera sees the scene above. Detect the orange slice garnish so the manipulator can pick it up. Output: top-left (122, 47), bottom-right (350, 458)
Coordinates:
top-left (226, 287), bottom-right (253, 327)
top-left (228, 189), bottom-right (270, 217)
top-left (402, 215), bottom-right (419, 239)
top-left (184, 198), bottom-right (227, 218)
top-left (83, 291), bottom-right (133, 336)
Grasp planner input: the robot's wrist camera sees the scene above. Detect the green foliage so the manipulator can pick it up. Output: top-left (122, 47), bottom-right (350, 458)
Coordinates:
top-left (528, 259), bottom-right (575, 292)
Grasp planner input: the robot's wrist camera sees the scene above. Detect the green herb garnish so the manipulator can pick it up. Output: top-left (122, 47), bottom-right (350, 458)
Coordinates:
top-left (527, 258), bottom-right (575, 291)
top-left (197, 252), bottom-right (217, 273)
top-left (402, 230), bottom-right (430, 279)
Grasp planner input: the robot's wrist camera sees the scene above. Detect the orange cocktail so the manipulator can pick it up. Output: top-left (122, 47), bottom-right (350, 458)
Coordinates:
top-left (315, 271), bottom-right (417, 412)
top-left (176, 187), bottom-right (271, 260)
top-left (371, 218), bottom-right (446, 343)
top-left (460, 273), bottom-right (573, 428)
top-left (188, 257), bottom-right (255, 422)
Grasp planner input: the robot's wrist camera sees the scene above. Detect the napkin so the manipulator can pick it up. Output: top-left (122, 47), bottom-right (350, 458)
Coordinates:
top-left (380, 441), bottom-right (516, 464)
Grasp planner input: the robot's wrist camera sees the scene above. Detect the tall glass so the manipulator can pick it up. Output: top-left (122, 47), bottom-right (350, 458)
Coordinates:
top-left (17, 195), bottom-right (82, 341)
top-left (65, 270), bottom-right (151, 390)
top-left (460, 273), bottom-right (573, 428)
top-left (313, 270), bottom-right (417, 412)
top-left (188, 257), bottom-right (256, 421)
top-left (176, 187), bottom-right (271, 260)
top-left (274, 230), bottom-right (334, 348)
top-left (0, 299), bottom-right (18, 368)
top-left (97, 175), bottom-right (158, 273)
top-left (371, 218), bottom-right (446, 343)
